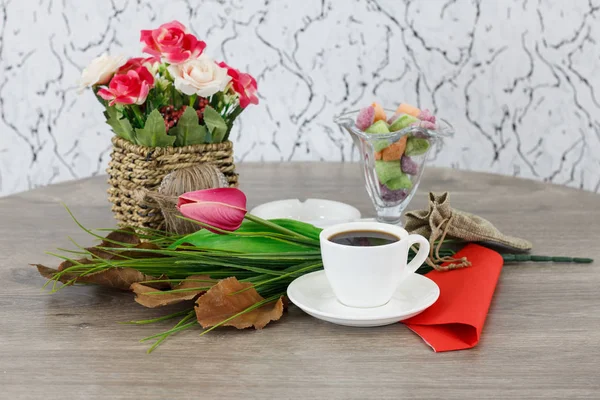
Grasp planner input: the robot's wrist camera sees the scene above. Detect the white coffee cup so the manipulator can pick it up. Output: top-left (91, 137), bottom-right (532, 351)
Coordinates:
top-left (319, 221), bottom-right (430, 308)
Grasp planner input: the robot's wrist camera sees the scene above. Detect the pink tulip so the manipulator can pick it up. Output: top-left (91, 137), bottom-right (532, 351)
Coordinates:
top-left (177, 188), bottom-right (248, 232)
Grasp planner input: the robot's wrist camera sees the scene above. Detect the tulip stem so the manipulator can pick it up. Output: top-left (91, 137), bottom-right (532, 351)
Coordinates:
top-left (244, 214), bottom-right (319, 243)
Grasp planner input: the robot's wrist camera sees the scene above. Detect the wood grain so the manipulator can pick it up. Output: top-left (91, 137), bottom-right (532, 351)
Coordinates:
top-left (1, 163), bottom-right (599, 400)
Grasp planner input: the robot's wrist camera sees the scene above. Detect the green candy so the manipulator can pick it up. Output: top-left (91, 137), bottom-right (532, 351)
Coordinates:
top-left (405, 137), bottom-right (430, 156)
top-left (375, 160), bottom-right (412, 190)
top-left (365, 120), bottom-right (390, 134)
top-left (387, 173), bottom-right (413, 190)
top-left (365, 120), bottom-right (391, 152)
top-left (389, 115), bottom-right (418, 132)
top-left (372, 140), bottom-right (389, 152)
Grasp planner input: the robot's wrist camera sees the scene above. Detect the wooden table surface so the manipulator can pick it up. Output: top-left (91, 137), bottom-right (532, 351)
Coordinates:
top-left (1, 163), bottom-right (599, 400)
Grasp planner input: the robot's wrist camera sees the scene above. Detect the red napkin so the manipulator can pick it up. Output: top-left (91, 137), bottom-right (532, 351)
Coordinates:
top-left (402, 244), bottom-right (503, 352)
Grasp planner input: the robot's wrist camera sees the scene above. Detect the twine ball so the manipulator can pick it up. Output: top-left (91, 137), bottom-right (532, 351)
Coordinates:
top-left (137, 164), bottom-right (229, 234)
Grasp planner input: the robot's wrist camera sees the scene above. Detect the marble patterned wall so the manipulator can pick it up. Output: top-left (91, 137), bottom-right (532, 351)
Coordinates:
top-left (1, 0), bottom-right (599, 195)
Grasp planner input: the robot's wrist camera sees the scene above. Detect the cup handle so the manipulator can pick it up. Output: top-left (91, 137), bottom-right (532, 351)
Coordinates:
top-left (405, 234), bottom-right (430, 274)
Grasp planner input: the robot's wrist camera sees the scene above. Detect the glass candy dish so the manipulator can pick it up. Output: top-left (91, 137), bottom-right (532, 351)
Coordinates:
top-left (335, 109), bottom-right (453, 225)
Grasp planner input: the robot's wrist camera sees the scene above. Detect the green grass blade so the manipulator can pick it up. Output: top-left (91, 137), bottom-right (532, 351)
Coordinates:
top-left (120, 310), bottom-right (191, 325)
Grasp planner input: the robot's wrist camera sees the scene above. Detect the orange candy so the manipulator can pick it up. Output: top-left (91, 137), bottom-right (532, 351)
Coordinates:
top-left (381, 136), bottom-right (407, 161)
top-left (396, 103), bottom-right (421, 117)
top-left (371, 102), bottom-right (387, 122)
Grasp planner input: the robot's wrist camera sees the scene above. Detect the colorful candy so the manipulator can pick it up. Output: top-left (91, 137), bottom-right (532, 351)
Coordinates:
top-left (418, 109), bottom-right (436, 123)
top-left (411, 120), bottom-right (436, 130)
top-left (380, 183), bottom-right (408, 202)
top-left (371, 102), bottom-right (387, 122)
top-left (401, 155), bottom-right (419, 175)
top-left (355, 101), bottom-right (437, 203)
top-left (396, 103), bottom-right (421, 117)
top-left (365, 120), bottom-right (389, 134)
top-left (375, 160), bottom-right (413, 190)
top-left (356, 106), bottom-right (375, 131)
top-left (375, 160), bottom-right (402, 185)
top-left (381, 136), bottom-right (407, 161)
top-left (405, 137), bottom-right (430, 156)
top-left (389, 114), bottom-right (418, 132)
top-left (365, 120), bottom-right (391, 152)
top-left (387, 172), bottom-right (413, 190)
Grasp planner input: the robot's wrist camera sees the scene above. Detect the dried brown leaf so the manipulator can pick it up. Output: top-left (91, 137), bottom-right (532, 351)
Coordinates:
top-left (37, 265), bottom-right (62, 280)
top-left (35, 228), bottom-right (171, 291)
top-left (57, 257), bottom-right (95, 271)
top-left (35, 264), bottom-right (161, 291)
top-left (101, 227), bottom-right (141, 247)
top-left (85, 229), bottom-right (153, 261)
top-left (194, 277), bottom-right (284, 330)
top-left (131, 275), bottom-right (214, 308)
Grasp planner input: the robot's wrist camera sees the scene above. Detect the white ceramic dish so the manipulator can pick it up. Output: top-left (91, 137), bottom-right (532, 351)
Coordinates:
top-left (287, 270), bottom-right (439, 327)
top-left (250, 199), bottom-right (361, 228)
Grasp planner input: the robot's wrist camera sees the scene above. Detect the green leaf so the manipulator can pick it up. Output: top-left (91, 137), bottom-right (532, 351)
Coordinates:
top-left (203, 105), bottom-right (228, 143)
top-left (168, 218), bottom-right (322, 251)
top-left (144, 88), bottom-right (164, 116)
top-left (170, 232), bottom-right (315, 254)
top-left (104, 106), bottom-right (136, 143)
top-left (171, 107), bottom-right (209, 146)
top-left (235, 219), bottom-right (322, 241)
top-left (135, 109), bottom-right (176, 148)
top-left (204, 129), bottom-right (213, 143)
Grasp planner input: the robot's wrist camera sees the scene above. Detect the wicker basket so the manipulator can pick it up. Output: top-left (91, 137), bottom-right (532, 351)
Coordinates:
top-left (107, 136), bottom-right (238, 230)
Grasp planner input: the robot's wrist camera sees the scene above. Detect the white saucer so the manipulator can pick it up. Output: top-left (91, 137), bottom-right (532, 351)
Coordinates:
top-left (250, 199), bottom-right (361, 228)
top-left (287, 271), bottom-right (439, 327)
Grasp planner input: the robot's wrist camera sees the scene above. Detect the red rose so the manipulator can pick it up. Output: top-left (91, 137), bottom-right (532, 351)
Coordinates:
top-left (118, 56), bottom-right (160, 74)
top-left (97, 66), bottom-right (154, 106)
top-left (140, 21), bottom-right (206, 64)
top-left (217, 61), bottom-right (258, 108)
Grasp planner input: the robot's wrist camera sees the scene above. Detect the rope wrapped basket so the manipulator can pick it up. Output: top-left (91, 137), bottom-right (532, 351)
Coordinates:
top-left (107, 136), bottom-right (238, 230)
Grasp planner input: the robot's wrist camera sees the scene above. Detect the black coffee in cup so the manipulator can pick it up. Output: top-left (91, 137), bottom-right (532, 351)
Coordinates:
top-left (328, 230), bottom-right (399, 247)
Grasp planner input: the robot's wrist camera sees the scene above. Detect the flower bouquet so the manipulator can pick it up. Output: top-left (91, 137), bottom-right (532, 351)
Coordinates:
top-left (79, 21), bottom-right (258, 230)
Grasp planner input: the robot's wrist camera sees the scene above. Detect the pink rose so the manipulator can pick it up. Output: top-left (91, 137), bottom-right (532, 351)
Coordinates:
top-left (217, 61), bottom-right (259, 108)
top-left (118, 56), bottom-right (160, 74)
top-left (97, 66), bottom-right (154, 106)
top-left (140, 21), bottom-right (206, 64)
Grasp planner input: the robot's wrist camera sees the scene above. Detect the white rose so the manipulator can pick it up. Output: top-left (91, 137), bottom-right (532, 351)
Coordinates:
top-left (168, 55), bottom-right (231, 97)
top-left (78, 53), bottom-right (126, 93)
